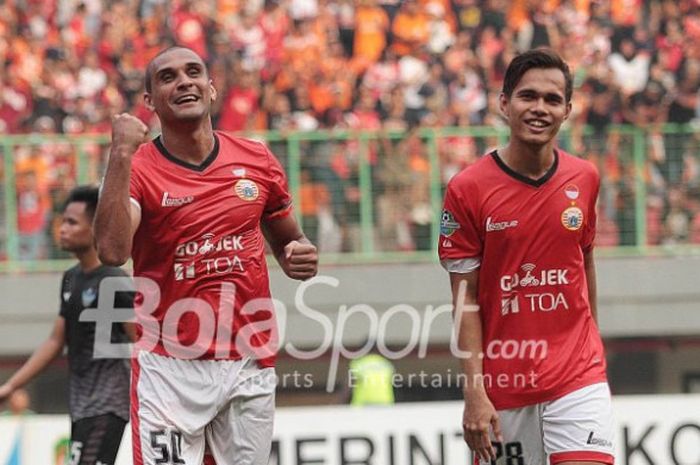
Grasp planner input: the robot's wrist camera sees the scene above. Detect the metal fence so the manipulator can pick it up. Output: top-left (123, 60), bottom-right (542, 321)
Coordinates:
top-left (1, 124), bottom-right (699, 272)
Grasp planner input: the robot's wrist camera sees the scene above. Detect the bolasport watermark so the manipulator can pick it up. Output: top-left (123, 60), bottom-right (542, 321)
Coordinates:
top-left (81, 276), bottom-right (547, 392)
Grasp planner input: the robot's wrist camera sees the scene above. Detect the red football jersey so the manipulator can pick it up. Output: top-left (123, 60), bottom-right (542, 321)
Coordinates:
top-left (439, 150), bottom-right (607, 410)
top-left (129, 131), bottom-right (291, 365)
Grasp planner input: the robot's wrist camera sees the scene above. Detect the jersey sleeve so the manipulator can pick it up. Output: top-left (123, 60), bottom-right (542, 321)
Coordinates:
top-left (262, 145), bottom-right (292, 221)
top-left (581, 168), bottom-right (600, 253)
top-left (128, 154), bottom-right (146, 211)
top-left (58, 271), bottom-right (70, 318)
top-left (438, 176), bottom-right (483, 272)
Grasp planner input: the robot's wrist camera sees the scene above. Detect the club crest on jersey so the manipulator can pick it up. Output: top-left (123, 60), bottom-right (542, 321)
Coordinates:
top-left (561, 206), bottom-right (584, 231)
top-left (440, 210), bottom-right (460, 237)
top-left (564, 184), bottom-right (580, 200)
top-left (234, 179), bottom-right (259, 201)
top-left (82, 287), bottom-right (97, 307)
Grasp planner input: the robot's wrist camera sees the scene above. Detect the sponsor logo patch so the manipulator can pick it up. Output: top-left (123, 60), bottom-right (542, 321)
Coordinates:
top-left (486, 216), bottom-right (518, 232)
top-left (161, 192), bottom-right (194, 207)
top-left (586, 431), bottom-right (613, 448)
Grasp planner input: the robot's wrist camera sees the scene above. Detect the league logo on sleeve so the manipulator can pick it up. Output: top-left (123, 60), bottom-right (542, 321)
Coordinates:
top-left (440, 210), bottom-right (460, 237)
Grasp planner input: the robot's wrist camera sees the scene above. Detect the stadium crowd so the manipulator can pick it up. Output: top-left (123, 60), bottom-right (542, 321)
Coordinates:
top-left (1, 0), bottom-right (700, 259)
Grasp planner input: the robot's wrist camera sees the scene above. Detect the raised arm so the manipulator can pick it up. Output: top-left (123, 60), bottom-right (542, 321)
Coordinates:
top-left (0, 317), bottom-right (66, 401)
top-left (94, 114), bottom-right (147, 266)
top-left (450, 270), bottom-right (502, 463)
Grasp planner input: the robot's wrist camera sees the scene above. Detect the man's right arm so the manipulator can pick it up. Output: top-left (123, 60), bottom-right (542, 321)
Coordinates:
top-left (451, 270), bottom-right (502, 463)
top-left (94, 114), bottom-right (147, 266)
top-left (0, 317), bottom-right (66, 401)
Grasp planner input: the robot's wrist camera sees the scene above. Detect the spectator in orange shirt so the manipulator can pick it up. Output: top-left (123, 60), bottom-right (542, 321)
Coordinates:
top-left (283, 19), bottom-right (323, 75)
top-left (299, 169), bottom-right (330, 246)
top-left (16, 170), bottom-right (50, 261)
top-left (354, 0), bottom-right (390, 69)
top-left (391, 0), bottom-right (429, 56)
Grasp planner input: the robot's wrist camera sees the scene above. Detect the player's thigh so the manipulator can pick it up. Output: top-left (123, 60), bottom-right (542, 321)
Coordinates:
top-left (476, 404), bottom-right (545, 465)
top-left (69, 413), bottom-right (127, 465)
top-left (207, 368), bottom-right (276, 465)
top-left (137, 410), bottom-right (206, 465)
top-left (131, 352), bottom-right (220, 465)
top-left (543, 383), bottom-right (614, 465)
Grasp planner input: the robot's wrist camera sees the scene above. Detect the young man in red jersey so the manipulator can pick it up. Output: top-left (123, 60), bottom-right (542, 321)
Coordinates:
top-left (439, 49), bottom-right (614, 465)
top-left (94, 46), bottom-right (318, 465)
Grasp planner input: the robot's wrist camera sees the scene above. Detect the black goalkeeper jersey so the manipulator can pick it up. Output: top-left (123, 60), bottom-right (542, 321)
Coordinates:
top-left (59, 264), bottom-right (132, 421)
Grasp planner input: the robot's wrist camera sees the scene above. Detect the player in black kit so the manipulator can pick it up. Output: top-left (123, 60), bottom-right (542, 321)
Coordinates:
top-left (0, 185), bottom-right (133, 465)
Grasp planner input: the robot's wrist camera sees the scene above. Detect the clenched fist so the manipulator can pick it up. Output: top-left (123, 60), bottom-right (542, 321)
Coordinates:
top-left (111, 113), bottom-right (149, 153)
top-left (280, 240), bottom-right (318, 281)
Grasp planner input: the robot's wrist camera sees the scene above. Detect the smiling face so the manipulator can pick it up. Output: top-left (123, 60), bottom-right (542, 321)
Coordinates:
top-left (499, 67), bottom-right (571, 148)
top-left (144, 48), bottom-right (217, 124)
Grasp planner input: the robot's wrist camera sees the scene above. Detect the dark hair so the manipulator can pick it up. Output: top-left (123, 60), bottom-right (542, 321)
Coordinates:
top-left (64, 185), bottom-right (99, 220)
top-left (144, 46), bottom-right (205, 93)
top-left (502, 48), bottom-right (573, 103)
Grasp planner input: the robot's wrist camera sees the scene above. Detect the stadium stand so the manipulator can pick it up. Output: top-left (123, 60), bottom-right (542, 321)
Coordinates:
top-left (0, 0), bottom-right (699, 262)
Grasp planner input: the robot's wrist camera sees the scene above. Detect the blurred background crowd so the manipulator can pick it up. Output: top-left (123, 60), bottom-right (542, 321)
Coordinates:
top-left (1, 0), bottom-right (700, 260)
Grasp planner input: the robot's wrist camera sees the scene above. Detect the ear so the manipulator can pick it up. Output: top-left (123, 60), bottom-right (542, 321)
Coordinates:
top-left (563, 101), bottom-right (572, 121)
top-left (498, 93), bottom-right (509, 120)
top-left (209, 80), bottom-right (217, 102)
top-left (144, 92), bottom-right (155, 112)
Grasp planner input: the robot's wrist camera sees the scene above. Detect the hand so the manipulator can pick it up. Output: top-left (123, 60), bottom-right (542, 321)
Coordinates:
top-left (111, 113), bottom-right (149, 153)
top-left (462, 392), bottom-right (503, 462)
top-left (280, 240), bottom-right (318, 280)
top-left (0, 383), bottom-right (14, 403)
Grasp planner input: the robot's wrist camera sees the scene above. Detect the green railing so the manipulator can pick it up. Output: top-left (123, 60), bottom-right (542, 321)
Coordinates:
top-left (1, 125), bottom-right (699, 272)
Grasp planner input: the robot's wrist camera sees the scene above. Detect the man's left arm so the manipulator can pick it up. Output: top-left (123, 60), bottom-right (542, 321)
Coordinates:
top-left (263, 215), bottom-right (318, 281)
top-left (584, 249), bottom-right (598, 323)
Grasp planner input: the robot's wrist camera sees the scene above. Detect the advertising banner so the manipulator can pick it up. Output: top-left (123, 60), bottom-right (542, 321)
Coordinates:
top-left (1, 395), bottom-right (698, 465)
